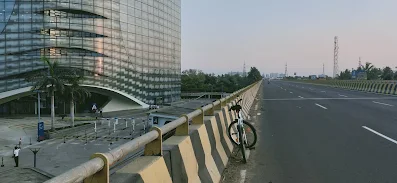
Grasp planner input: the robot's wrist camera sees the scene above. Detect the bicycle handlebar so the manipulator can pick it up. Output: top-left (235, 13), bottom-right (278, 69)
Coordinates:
top-left (229, 99), bottom-right (243, 111)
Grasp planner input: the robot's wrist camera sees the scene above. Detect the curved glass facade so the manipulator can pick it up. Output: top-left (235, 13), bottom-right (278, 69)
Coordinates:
top-left (0, 0), bottom-right (181, 105)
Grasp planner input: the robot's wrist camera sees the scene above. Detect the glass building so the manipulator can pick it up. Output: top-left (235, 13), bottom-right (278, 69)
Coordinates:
top-left (0, 0), bottom-right (181, 114)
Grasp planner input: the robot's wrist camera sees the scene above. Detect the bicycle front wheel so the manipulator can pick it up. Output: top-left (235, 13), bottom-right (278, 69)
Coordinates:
top-left (228, 120), bottom-right (257, 148)
top-left (238, 124), bottom-right (247, 163)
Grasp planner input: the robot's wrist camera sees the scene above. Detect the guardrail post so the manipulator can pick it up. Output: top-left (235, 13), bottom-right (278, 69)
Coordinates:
top-left (192, 109), bottom-right (204, 125)
top-left (84, 153), bottom-right (109, 183)
top-left (204, 104), bottom-right (214, 116)
top-left (144, 127), bottom-right (162, 156)
top-left (220, 98), bottom-right (227, 107)
top-left (175, 115), bottom-right (189, 135)
top-left (213, 100), bottom-right (221, 111)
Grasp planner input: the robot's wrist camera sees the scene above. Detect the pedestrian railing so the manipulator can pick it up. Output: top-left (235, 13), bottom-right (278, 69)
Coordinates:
top-left (44, 81), bottom-right (261, 183)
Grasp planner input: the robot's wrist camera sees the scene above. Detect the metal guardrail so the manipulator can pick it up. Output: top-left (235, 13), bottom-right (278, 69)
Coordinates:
top-left (44, 81), bottom-right (261, 183)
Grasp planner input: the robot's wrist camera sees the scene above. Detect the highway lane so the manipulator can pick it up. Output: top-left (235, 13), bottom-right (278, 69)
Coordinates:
top-left (246, 80), bottom-right (397, 183)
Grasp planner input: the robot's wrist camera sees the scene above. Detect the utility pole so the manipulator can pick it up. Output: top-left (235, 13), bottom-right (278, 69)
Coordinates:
top-left (359, 57), bottom-right (362, 68)
top-left (323, 63), bottom-right (325, 75)
top-left (333, 36), bottom-right (339, 78)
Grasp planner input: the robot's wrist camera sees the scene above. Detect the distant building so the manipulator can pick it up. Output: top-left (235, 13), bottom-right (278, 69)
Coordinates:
top-left (265, 74), bottom-right (270, 78)
top-left (270, 73), bottom-right (278, 78)
top-left (279, 74), bottom-right (286, 78)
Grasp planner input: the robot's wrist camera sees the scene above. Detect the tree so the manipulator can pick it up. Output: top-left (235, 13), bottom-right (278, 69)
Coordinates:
top-left (62, 77), bottom-right (91, 127)
top-left (362, 62), bottom-right (374, 73)
top-left (367, 67), bottom-right (382, 80)
top-left (381, 66), bottom-right (394, 80)
top-left (338, 69), bottom-right (352, 80)
top-left (0, 57), bottom-right (100, 131)
top-left (247, 67), bottom-right (262, 84)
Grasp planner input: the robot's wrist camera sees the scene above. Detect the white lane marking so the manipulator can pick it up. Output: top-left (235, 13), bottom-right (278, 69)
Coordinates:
top-left (302, 87), bottom-right (305, 89)
top-left (321, 91), bottom-right (326, 93)
top-left (339, 94), bottom-right (348, 97)
top-left (296, 106), bottom-right (301, 109)
top-left (240, 170), bottom-right (247, 183)
top-left (315, 103), bottom-right (328, 109)
top-left (257, 113), bottom-right (261, 116)
top-left (298, 96), bottom-right (304, 98)
top-left (71, 142), bottom-right (80, 145)
top-left (94, 144), bottom-right (102, 146)
top-left (362, 126), bottom-right (397, 145)
top-left (284, 89), bottom-right (287, 91)
top-left (47, 141), bottom-right (57, 145)
top-left (372, 101), bottom-right (394, 107)
top-left (262, 97), bottom-right (397, 101)
top-left (290, 92), bottom-right (293, 94)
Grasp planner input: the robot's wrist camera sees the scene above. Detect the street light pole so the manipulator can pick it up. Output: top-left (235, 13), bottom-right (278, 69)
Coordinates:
top-left (38, 92), bottom-right (41, 124)
top-left (34, 90), bottom-right (42, 141)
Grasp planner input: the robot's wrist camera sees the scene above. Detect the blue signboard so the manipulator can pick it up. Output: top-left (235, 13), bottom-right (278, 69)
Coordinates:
top-left (352, 70), bottom-right (357, 79)
top-left (38, 122), bottom-right (44, 141)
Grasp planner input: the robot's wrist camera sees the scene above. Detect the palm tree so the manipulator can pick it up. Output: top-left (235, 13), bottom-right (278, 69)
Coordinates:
top-left (63, 76), bottom-right (91, 127)
top-left (0, 57), bottom-right (98, 131)
top-left (362, 62), bottom-right (374, 73)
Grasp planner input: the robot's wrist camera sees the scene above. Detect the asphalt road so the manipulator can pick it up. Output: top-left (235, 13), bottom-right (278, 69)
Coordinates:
top-left (246, 80), bottom-right (397, 183)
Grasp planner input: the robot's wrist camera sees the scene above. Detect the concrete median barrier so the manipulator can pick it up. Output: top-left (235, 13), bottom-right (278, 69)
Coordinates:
top-left (163, 136), bottom-right (200, 183)
top-left (293, 80), bottom-right (397, 96)
top-left (111, 156), bottom-right (172, 183)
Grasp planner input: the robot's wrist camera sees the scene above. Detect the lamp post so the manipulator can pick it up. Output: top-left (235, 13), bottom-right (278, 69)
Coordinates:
top-left (29, 147), bottom-right (41, 168)
top-left (33, 90), bottom-right (43, 141)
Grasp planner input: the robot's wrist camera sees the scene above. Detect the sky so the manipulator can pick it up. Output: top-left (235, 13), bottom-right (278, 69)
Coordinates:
top-left (181, 0), bottom-right (397, 76)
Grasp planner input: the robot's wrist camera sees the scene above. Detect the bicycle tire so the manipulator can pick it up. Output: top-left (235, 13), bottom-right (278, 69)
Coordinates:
top-left (238, 124), bottom-right (247, 163)
top-left (228, 120), bottom-right (257, 148)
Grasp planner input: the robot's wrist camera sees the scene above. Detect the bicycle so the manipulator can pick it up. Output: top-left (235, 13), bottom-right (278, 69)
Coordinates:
top-left (228, 97), bottom-right (257, 163)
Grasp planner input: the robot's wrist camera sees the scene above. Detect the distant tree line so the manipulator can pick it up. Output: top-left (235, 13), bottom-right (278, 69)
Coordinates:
top-left (338, 62), bottom-right (397, 80)
top-left (181, 67), bottom-right (262, 93)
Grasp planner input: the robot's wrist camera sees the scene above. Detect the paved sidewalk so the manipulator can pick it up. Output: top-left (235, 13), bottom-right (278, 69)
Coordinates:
top-left (0, 117), bottom-right (91, 159)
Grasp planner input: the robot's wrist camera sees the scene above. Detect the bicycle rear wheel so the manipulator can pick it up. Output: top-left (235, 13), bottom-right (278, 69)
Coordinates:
top-left (228, 120), bottom-right (257, 148)
top-left (237, 124), bottom-right (247, 163)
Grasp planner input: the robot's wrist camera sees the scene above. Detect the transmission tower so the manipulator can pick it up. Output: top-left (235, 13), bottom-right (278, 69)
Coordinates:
top-left (323, 63), bottom-right (325, 75)
top-left (285, 63), bottom-right (288, 78)
top-left (333, 36), bottom-right (339, 78)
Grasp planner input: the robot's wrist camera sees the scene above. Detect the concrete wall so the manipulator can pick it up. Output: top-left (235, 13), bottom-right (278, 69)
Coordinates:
top-left (111, 80), bottom-right (262, 183)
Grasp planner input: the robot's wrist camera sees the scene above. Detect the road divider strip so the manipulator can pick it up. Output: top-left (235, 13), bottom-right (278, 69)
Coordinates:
top-left (362, 126), bottom-right (397, 145)
top-left (315, 103), bottom-right (328, 109)
top-left (372, 101), bottom-right (394, 107)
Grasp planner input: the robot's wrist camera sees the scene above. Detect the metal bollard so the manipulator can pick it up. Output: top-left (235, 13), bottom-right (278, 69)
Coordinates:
top-left (113, 122), bottom-right (116, 133)
top-left (107, 118), bottom-right (110, 127)
top-left (30, 137), bottom-right (32, 145)
top-left (125, 119), bottom-right (128, 129)
top-left (63, 136), bottom-right (66, 143)
top-left (94, 120), bottom-right (97, 133)
top-left (1, 157), bottom-right (4, 167)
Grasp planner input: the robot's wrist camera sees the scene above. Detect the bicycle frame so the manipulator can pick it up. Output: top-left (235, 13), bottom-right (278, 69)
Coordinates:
top-left (233, 102), bottom-right (247, 145)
